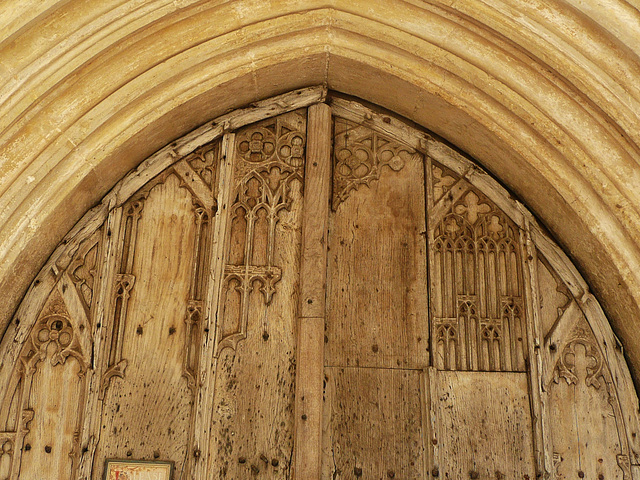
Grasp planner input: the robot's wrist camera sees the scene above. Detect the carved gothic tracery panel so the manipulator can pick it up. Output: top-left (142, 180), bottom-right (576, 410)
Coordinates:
top-left (430, 181), bottom-right (526, 372)
top-left (217, 110), bottom-right (306, 354)
top-left (209, 110), bottom-right (306, 478)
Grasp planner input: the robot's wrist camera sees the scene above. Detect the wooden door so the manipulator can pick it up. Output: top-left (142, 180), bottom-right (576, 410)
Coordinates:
top-left (0, 89), bottom-right (637, 480)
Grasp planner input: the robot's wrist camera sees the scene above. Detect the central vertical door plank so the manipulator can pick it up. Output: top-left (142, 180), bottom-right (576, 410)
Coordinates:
top-left (294, 103), bottom-right (332, 480)
top-left (427, 369), bottom-right (537, 479)
top-left (322, 112), bottom-right (428, 479)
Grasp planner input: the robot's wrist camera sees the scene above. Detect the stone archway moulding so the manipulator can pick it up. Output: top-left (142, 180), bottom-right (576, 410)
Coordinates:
top-left (0, 1), bottom-right (640, 383)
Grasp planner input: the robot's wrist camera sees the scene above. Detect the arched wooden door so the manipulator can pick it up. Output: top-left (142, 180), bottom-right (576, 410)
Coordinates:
top-left (0, 88), bottom-right (638, 479)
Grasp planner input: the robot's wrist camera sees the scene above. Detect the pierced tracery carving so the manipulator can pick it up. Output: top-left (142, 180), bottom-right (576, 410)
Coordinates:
top-left (183, 203), bottom-right (212, 391)
top-left (432, 165), bottom-right (456, 203)
top-left (187, 141), bottom-right (219, 188)
top-left (216, 113), bottom-right (305, 354)
top-left (67, 230), bottom-right (101, 316)
top-left (431, 186), bottom-right (526, 372)
top-left (101, 198), bottom-right (144, 397)
top-left (332, 117), bottom-right (416, 209)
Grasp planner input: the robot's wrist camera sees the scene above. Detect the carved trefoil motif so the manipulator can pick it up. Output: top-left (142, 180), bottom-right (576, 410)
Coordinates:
top-left (553, 324), bottom-right (604, 388)
top-left (549, 316), bottom-right (633, 479)
top-left (430, 186), bottom-right (526, 372)
top-left (217, 111), bottom-right (306, 354)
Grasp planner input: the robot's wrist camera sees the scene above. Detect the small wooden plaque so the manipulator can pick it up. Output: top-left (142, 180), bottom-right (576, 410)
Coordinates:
top-left (103, 459), bottom-right (173, 480)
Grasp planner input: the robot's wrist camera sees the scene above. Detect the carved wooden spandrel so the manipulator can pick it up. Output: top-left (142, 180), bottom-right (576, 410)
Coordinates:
top-left (429, 179), bottom-right (526, 372)
top-left (332, 116), bottom-right (418, 210)
top-left (67, 229), bottom-right (102, 320)
top-left (174, 141), bottom-right (219, 212)
top-left (549, 312), bottom-right (631, 480)
top-left (186, 140), bottom-right (219, 189)
top-left (536, 254), bottom-right (572, 339)
top-left (431, 163), bottom-right (458, 204)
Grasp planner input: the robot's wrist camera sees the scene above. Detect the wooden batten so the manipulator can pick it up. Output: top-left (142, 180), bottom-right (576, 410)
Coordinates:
top-left (293, 103), bottom-right (331, 480)
top-left (520, 223), bottom-right (552, 477)
top-left (193, 132), bottom-right (236, 480)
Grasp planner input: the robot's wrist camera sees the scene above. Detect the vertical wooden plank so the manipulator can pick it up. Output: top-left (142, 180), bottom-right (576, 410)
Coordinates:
top-left (11, 287), bottom-right (90, 480)
top-left (520, 226), bottom-right (551, 478)
top-left (298, 103), bottom-right (331, 318)
top-left (208, 111), bottom-right (305, 478)
top-left (325, 119), bottom-right (428, 369)
top-left (294, 103), bottom-right (331, 480)
top-left (77, 210), bottom-right (120, 480)
top-left (582, 294), bottom-right (640, 464)
top-left (420, 369), bottom-right (432, 480)
top-left (93, 173), bottom-right (198, 472)
top-left (193, 132), bottom-right (236, 480)
top-left (429, 370), bottom-right (537, 480)
top-left (547, 307), bottom-right (630, 479)
top-left (323, 367), bottom-right (424, 479)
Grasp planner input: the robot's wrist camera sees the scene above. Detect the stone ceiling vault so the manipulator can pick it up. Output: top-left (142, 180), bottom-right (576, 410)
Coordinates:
top-left (1, 0), bottom-right (640, 380)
